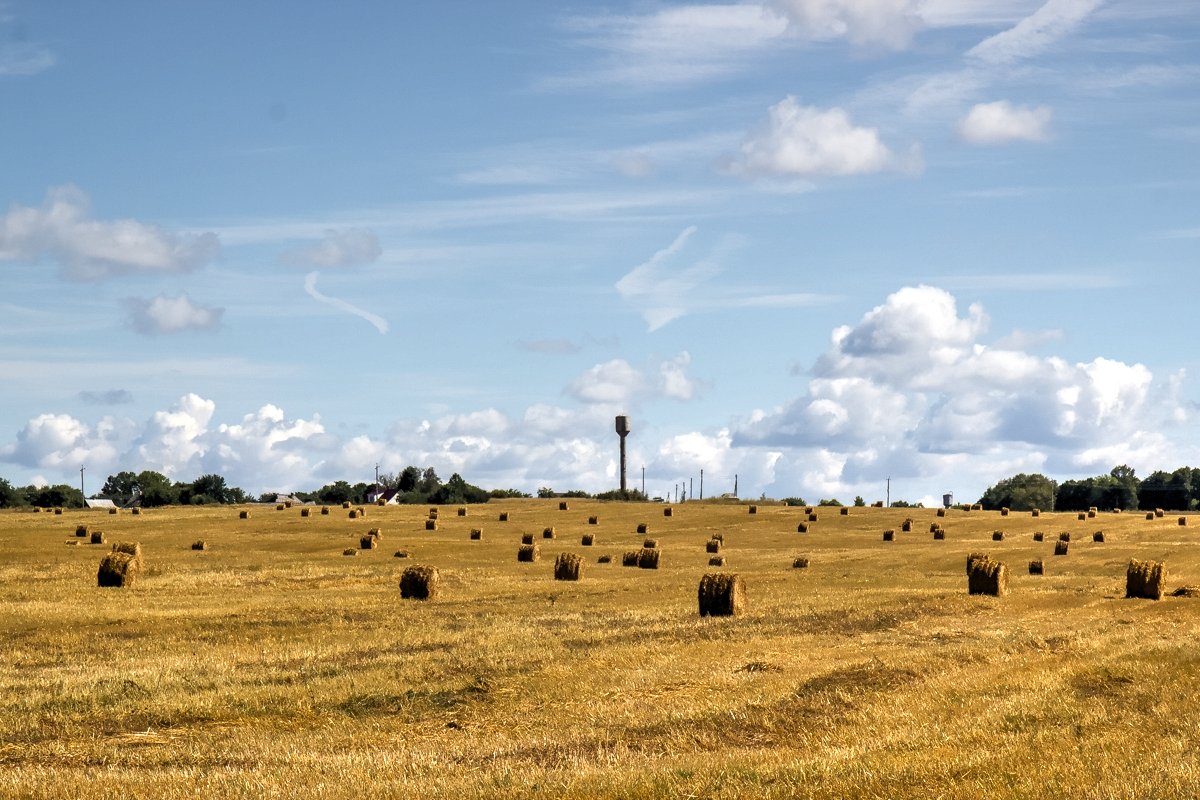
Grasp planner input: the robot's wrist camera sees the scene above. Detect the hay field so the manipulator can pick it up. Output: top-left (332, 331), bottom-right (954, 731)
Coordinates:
top-left (4, 501), bottom-right (1200, 799)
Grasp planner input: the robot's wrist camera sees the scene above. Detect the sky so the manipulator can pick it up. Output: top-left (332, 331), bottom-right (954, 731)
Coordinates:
top-left (1, 0), bottom-right (1198, 504)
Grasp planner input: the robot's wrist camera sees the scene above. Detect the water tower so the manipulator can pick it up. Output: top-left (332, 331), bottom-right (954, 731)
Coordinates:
top-left (615, 415), bottom-right (630, 492)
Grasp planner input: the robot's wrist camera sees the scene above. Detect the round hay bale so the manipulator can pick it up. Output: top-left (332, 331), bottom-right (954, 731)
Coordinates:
top-left (54, 507), bottom-right (63, 515)
top-left (1058, 531), bottom-right (1071, 542)
top-left (929, 523), bottom-right (940, 533)
top-left (559, 501), bottom-right (569, 511)
top-left (499, 512), bottom-right (509, 522)
top-left (1093, 531), bottom-right (1105, 543)
top-left (621, 551), bottom-right (640, 567)
top-left (598, 554), bottom-right (613, 564)
top-left (901, 518), bottom-right (914, 532)
top-left (797, 523), bottom-right (808, 533)
top-left (393, 550), bottom-right (409, 558)
top-left (1145, 512), bottom-right (1155, 520)
top-left (342, 501), bottom-right (351, 509)
top-left (1127, 558), bottom-right (1166, 600)
top-left (1088, 510), bottom-right (1096, 519)
top-left (1180, 516), bottom-right (1188, 526)
top-left (636, 523), bottom-right (649, 534)
top-left (1155, 508), bottom-right (1165, 518)
top-left (191, 541), bottom-right (207, 551)
top-left (588, 516), bottom-right (598, 525)
top-left (883, 530), bottom-right (894, 541)
top-left (792, 557), bottom-right (810, 569)
top-left (342, 548), bottom-right (357, 556)
top-left (399, 565), bottom-right (440, 600)
top-left (840, 507), bottom-right (849, 516)
top-left (425, 519), bottom-right (437, 531)
top-left (748, 505), bottom-right (757, 514)
top-left (936, 508), bottom-right (946, 517)
top-left (967, 557), bottom-right (1008, 596)
top-left (276, 504), bottom-right (285, 511)
top-left (469, 528), bottom-right (483, 540)
top-left (517, 544), bottom-right (540, 563)
top-left (966, 552), bottom-right (988, 575)
top-left (1077, 513), bottom-right (1086, 521)
top-left (521, 533), bottom-right (534, 545)
top-left (97, 552), bottom-right (138, 587)
top-left (428, 509), bottom-right (438, 519)
top-left (1031, 509), bottom-right (1040, 517)
top-left (457, 507), bottom-right (467, 517)
top-left (933, 529), bottom-right (945, 540)
top-left (377, 498), bottom-right (387, 507)
top-left (1029, 559), bottom-right (1044, 575)
top-left (349, 510), bottom-right (360, 520)
top-left (808, 513), bottom-right (818, 522)
top-left (706, 539), bottom-right (721, 553)
top-left (542, 526), bottom-right (556, 539)
top-left (698, 573), bottom-right (745, 617)
top-left (108, 508), bottom-right (118, 515)
top-left (321, 506), bottom-right (330, 515)
top-left (642, 538), bottom-right (658, 549)
top-left (357, 507), bottom-right (366, 517)
top-left (1033, 532), bottom-right (1044, 542)
top-left (709, 555), bottom-right (727, 567)
top-left (664, 507), bottom-right (673, 517)
top-left (359, 535), bottom-right (378, 550)
top-left (1001, 507), bottom-right (1009, 517)
top-left (301, 508), bottom-right (311, 517)
top-left (637, 548), bottom-right (660, 569)
top-left (1054, 541), bottom-right (1069, 556)
top-left (90, 531), bottom-right (105, 545)
top-left (239, 510), bottom-right (251, 519)
top-left (992, 531), bottom-right (1005, 541)
top-left (75, 525), bottom-right (90, 538)
top-left (581, 533), bottom-right (594, 546)
top-left (554, 552), bottom-right (583, 581)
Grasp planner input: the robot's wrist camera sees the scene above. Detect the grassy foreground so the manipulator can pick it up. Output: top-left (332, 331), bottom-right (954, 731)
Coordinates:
top-left (3, 500), bottom-right (1200, 799)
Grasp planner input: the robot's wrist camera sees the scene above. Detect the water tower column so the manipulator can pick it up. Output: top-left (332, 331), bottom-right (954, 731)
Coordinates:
top-left (615, 416), bottom-right (630, 492)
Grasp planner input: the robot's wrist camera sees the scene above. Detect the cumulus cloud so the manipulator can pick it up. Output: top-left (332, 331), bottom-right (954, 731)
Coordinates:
top-left (280, 228), bottom-right (381, 268)
top-left (966, 0), bottom-right (1103, 65)
top-left (730, 97), bottom-right (902, 177)
top-left (959, 100), bottom-right (1052, 144)
top-left (0, 413), bottom-right (123, 472)
top-left (566, 352), bottom-right (700, 406)
top-left (734, 285), bottom-right (1190, 498)
top-left (125, 293), bottom-right (224, 335)
top-left (770, 0), bottom-right (924, 49)
top-left (0, 185), bottom-right (219, 280)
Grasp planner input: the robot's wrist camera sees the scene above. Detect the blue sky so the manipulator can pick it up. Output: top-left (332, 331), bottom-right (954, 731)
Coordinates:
top-left (1, 0), bottom-right (1198, 503)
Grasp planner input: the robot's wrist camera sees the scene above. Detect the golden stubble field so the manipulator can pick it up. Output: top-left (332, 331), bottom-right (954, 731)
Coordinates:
top-left (4, 500), bottom-right (1200, 799)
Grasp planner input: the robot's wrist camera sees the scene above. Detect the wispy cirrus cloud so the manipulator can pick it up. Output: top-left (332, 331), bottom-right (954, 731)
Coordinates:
top-left (279, 228), bottom-right (382, 268)
top-left (303, 271), bottom-right (388, 335)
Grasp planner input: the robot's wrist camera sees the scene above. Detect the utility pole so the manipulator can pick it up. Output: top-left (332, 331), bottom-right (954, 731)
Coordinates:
top-left (641, 466), bottom-right (645, 496)
top-left (886, 477), bottom-right (891, 508)
top-left (79, 466), bottom-right (85, 504)
top-left (689, 478), bottom-right (693, 503)
top-left (375, 463), bottom-right (380, 485)
top-left (734, 473), bottom-right (738, 498)
top-left (700, 469), bottom-right (704, 500)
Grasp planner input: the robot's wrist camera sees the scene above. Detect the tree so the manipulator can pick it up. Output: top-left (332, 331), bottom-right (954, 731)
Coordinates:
top-left (419, 468), bottom-right (441, 494)
top-left (136, 471), bottom-right (177, 507)
top-left (0, 478), bottom-right (24, 508)
top-left (317, 481), bottom-right (354, 504)
top-left (398, 467), bottom-right (422, 493)
top-left (25, 484), bottom-right (85, 508)
top-left (854, 496), bottom-right (866, 507)
top-left (191, 474), bottom-right (230, 504)
top-left (101, 471), bottom-right (139, 505)
top-left (979, 473), bottom-right (1057, 511)
top-left (428, 473), bottom-right (489, 505)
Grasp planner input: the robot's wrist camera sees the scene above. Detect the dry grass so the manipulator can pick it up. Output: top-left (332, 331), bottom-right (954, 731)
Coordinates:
top-left (5, 501), bottom-right (1200, 799)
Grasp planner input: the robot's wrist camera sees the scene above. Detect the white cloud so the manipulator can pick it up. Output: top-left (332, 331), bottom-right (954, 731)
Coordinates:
top-left (615, 226), bottom-right (719, 331)
top-left (0, 185), bottom-right (219, 280)
top-left (0, 41), bottom-right (55, 76)
top-left (769, 0), bottom-right (924, 49)
top-left (566, 352), bottom-right (700, 406)
top-left (125, 293), bottom-right (224, 335)
top-left (280, 228), bottom-right (381, 267)
top-left (959, 100), bottom-right (1052, 143)
top-left (129, 393), bottom-right (215, 478)
top-left (966, 0), bottom-right (1103, 65)
top-left (734, 285), bottom-right (1192, 498)
top-left (658, 352), bottom-right (701, 401)
top-left (730, 97), bottom-right (900, 177)
top-left (0, 413), bottom-right (120, 471)
top-left (303, 271), bottom-right (389, 335)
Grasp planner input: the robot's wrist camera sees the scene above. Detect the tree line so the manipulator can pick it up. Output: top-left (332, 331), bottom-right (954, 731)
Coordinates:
top-left (978, 465), bottom-right (1200, 512)
top-left (0, 466), bottom-right (531, 509)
